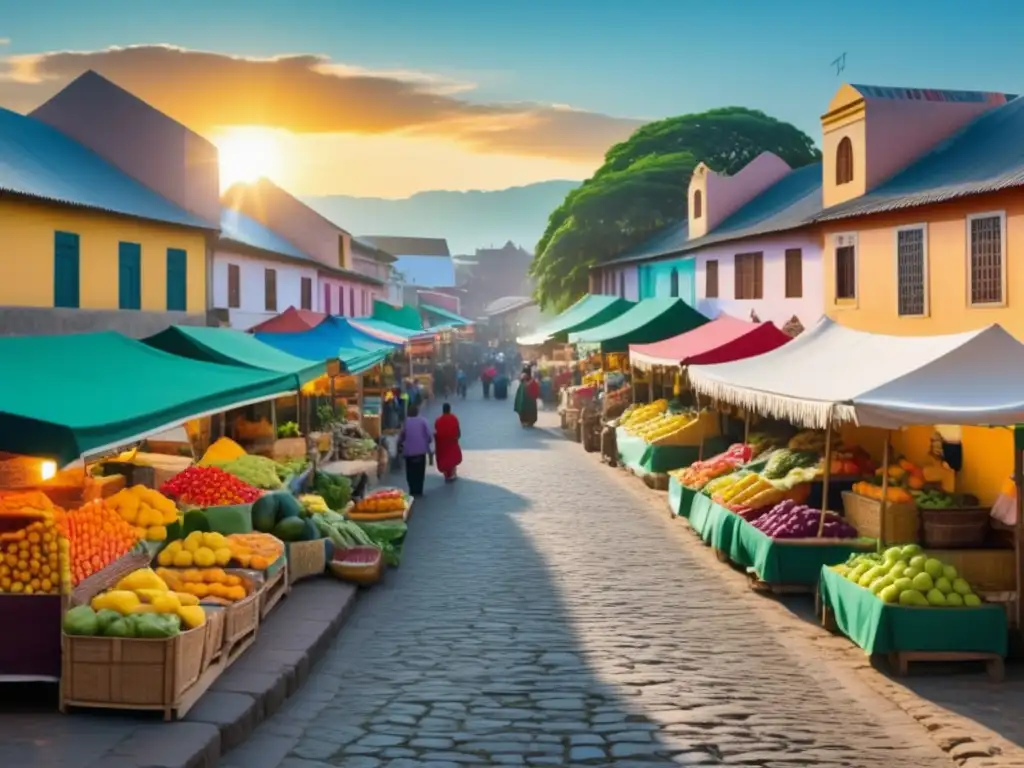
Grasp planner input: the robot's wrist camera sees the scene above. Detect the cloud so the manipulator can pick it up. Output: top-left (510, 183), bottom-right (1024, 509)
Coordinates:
top-left (0, 44), bottom-right (644, 161)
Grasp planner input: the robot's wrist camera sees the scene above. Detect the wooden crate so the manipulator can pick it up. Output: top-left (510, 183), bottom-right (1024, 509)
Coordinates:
top-left (60, 623), bottom-right (208, 719)
top-left (201, 607), bottom-right (226, 670)
top-left (841, 491), bottom-right (919, 544)
top-left (222, 573), bottom-right (260, 654)
top-left (259, 562), bottom-right (290, 619)
top-left (286, 539), bottom-right (327, 585)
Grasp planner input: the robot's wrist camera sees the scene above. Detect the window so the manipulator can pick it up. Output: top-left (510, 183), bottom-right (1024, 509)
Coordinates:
top-left (968, 213), bottom-right (1005, 306)
top-left (227, 264), bottom-right (241, 308)
top-left (350, 288), bottom-right (355, 316)
top-left (300, 277), bottom-right (313, 310)
top-left (264, 268), bottom-right (277, 312)
top-left (836, 137), bottom-right (854, 185)
top-left (835, 236), bottom-right (857, 300)
top-left (118, 242), bottom-right (141, 310)
top-left (669, 268), bottom-right (680, 298)
top-left (338, 286), bottom-right (344, 316)
top-left (324, 283), bottom-right (332, 314)
top-left (896, 226), bottom-right (927, 316)
top-left (693, 190), bottom-right (703, 219)
top-left (166, 248), bottom-right (187, 311)
top-left (784, 249), bottom-right (803, 299)
top-left (53, 231), bottom-right (80, 308)
top-left (362, 290), bottom-right (368, 315)
top-left (618, 272), bottom-right (625, 298)
top-left (734, 252), bottom-right (764, 300)
top-left (703, 260), bottom-right (719, 299)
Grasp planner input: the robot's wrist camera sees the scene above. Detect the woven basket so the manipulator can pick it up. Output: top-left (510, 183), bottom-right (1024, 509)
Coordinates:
top-left (70, 549), bottom-right (153, 607)
top-left (841, 491), bottom-right (918, 544)
top-left (328, 547), bottom-right (383, 586)
top-left (286, 539), bottom-right (327, 585)
top-left (921, 507), bottom-right (990, 548)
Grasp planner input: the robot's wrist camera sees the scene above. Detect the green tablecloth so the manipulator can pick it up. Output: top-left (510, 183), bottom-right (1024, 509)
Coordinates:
top-left (818, 566), bottom-right (1008, 656)
top-left (687, 495), bottom-right (870, 585)
top-left (615, 428), bottom-right (728, 475)
top-left (668, 476), bottom-right (699, 518)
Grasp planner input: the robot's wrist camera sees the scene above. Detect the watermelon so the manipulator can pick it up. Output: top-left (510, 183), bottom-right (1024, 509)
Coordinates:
top-left (275, 493), bottom-right (304, 521)
top-left (251, 494), bottom-right (280, 533)
top-left (273, 517), bottom-right (308, 542)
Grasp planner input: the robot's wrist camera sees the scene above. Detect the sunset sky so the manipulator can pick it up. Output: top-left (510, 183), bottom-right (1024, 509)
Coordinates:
top-left (2, 0), bottom-right (1023, 198)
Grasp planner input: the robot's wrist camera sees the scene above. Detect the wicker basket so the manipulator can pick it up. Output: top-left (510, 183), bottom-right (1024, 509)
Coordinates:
top-left (286, 539), bottom-right (327, 585)
top-left (921, 507), bottom-right (990, 548)
top-left (328, 547), bottom-right (383, 586)
top-left (841, 491), bottom-right (919, 544)
top-left (69, 549), bottom-right (154, 607)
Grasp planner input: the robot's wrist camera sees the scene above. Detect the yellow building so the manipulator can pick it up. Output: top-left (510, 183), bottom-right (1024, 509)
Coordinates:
top-left (0, 106), bottom-right (213, 334)
top-left (813, 85), bottom-right (1023, 502)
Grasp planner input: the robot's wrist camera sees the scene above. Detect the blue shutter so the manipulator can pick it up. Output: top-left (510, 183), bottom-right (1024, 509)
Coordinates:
top-left (166, 248), bottom-right (187, 311)
top-left (118, 242), bottom-right (141, 310)
top-left (53, 231), bottom-right (80, 308)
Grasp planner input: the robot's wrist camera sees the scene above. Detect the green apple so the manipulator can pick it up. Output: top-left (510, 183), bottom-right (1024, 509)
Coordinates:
top-left (924, 558), bottom-right (945, 579)
top-left (899, 589), bottom-right (927, 606)
top-left (870, 576), bottom-right (894, 595)
top-left (883, 546), bottom-right (903, 563)
top-left (942, 564), bottom-right (958, 581)
top-left (909, 555), bottom-right (928, 570)
top-left (888, 561), bottom-right (907, 577)
top-left (904, 566), bottom-right (922, 580)
top-left (893, 577), bottom-right (914, 593)
top-left (901, 544), bottom-right (923, 560)
top-left (952, 578), bottom-right (972, 596)
top-left (945, 592), bottom-right (964, 607)
top-left (934, 576), bottom-right (953, 594)
top-left (963, 594), bottom-right (982, 607)
top-left (926, 588), bottom-right (947, 606)
top-left (911, 572), bottom-right (934, 592)
top-left (879, 584), bottom-right (900, 604)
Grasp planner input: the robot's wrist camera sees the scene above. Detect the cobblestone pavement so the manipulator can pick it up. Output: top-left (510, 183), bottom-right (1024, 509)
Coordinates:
top-left (221, 388), bottom-right (958, 768)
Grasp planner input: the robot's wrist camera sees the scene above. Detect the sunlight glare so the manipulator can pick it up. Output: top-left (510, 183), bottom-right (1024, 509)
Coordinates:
top-left (216, 128), bottom-right (283, 188)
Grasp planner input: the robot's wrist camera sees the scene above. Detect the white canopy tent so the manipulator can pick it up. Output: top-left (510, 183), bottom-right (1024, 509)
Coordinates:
top-left (687, 317), bottom-right (1024, 429)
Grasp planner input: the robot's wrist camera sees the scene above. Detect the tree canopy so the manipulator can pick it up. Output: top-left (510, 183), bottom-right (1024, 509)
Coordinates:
top-left (529, 107), bottom-right (821, 309)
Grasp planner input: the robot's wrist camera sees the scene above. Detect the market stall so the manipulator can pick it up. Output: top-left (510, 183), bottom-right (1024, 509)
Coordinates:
top-left (517, 294), bottom-right (634, 346)
top-left (569, 297), bottom-right (709, 353)
top-left (675, 317), bottom-right (1024, 672)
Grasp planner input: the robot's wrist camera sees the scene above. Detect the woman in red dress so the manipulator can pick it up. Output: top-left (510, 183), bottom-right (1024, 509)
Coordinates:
top-left (434, 403), bottom-right (463, 482)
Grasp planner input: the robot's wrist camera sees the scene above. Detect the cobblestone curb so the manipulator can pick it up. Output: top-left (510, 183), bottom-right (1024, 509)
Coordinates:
top-left (620, 464), bottom-right (1024, 768)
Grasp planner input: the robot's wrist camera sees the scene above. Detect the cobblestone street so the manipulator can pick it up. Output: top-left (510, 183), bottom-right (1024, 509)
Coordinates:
top-left (221, 387), bottom-right (958, 768)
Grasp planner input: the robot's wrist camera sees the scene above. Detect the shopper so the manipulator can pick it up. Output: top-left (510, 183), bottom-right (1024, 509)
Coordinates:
top-left (398, 404), bottom-right (433, 496)
top-left (434, 402), bottom-right (463, 482)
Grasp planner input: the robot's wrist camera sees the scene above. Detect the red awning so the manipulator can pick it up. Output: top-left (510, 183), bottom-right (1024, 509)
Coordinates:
top-left (629, 314), bottom-right (791, 368)
top-left (249, 307), bottom-right (326, 334)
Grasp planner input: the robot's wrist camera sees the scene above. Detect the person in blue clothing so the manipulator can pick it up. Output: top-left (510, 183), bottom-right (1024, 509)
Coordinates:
top-left (456, 367), bottom-right (467, 399)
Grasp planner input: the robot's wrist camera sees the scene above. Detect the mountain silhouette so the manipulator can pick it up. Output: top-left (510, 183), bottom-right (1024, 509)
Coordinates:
top-left (302, 180), bottom-right (580, 255)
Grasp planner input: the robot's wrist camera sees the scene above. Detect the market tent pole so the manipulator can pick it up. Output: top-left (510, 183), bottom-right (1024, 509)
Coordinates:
top-left (1015, 445), bottom-right (1023, 632)
top-left (877, 435), bottom-right (891, 552)
top-left (816, 404), bottom-right (837, 538)
top-left (648, 367), bottom-right (654, 404)
top-left (742, 411), bottom-right (751, 444)
top-left (271, 400), bottom-right (278, 442)
top-left (695, 389), bottom-right (705, 461)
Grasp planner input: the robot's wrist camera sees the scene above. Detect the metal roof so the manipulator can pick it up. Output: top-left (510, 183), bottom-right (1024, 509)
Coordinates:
top-left (851, 84), bottom-right (1015, 104)
top-left (352, 237), bottom-right (397, 264)
top-left (361, 236), bottom-right (451, 257)
top-left (596, 163), bottom-right (822, 270)
top-left (0, 106), bottom-right (211, 230)
top-left (219, 208), bottom-right (312, 262)
top-left (814, 96), bottom-right (1024, 223)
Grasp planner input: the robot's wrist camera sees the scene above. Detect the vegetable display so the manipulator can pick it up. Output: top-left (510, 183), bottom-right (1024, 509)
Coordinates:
top-left (835, 545), bottom-right (984, 607)
top-left (209, 455), bottom-right (284, 490)
top-left (674, 444), bottom-right (751, 490)
top-left (104, 485), bottom-right (179, 542)
top-left (751, 500), bottom-right (858, 539)
top-left (161, 466), bottom-right (262, 507)
top-left (298, 494), bottom-right (331, 515)
top-left (62, 499), bottom-right (139, 586)
top-left (311, 512), bottom-right (377, 549)
top-left (313, 472), bottom-right (352, 511)
top-left (356, 521), bottom-right (408, 566)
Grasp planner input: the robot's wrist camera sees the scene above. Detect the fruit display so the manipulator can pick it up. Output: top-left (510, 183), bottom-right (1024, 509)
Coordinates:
top-left (828, 445), bottom-right (877, 476)
top-left (208, 455), bottom-right (284, 490)
top-left (298, 494), bottom-right (331, 515)
top-left (199, 436), bottom-right (248, 466)
top-left (156, 567), bottom-right (249, 603)
top-left (761, 449), bottom-right (820, 480)
top-left (63, 604), bottom-right (182, 638)
top-left (78, 567), bottom-right (207, 634)
top-left (788, 429), bottom-right (832, 453)
top-left (582, 370), bottom-right (604, 387)
top-left (251, 491), bottom-right (318, 541)
top-left (752, 500), bottom-right (858, 539)
top-left (674, 444), bottom-right (752, 490)
top-left (851, 481), bottom-right (914, 505)
top-left (104, 485), bottom-right (178, 542)
top-left (156, 531), bottom-right (233, 568)
top-left (352, 489), bottom-right (407, 516)
top-left (311, 511), bottom-right (378, 549)
top-left (313, 472), bottom-right (352, 511)
top-left (0, 493), bottom-right (69, 594)
top-left (160, 466), bottom-right (262, 507)
top-left (713, 471), bottom-right (814, 513)
top-left (853, 456), bottom-right (954, 507)
top-left (621, 399), bottom-right (668, 433)
top-left (225, 532), bottom-right (284, 570)
top-left (62, 499), bottom-right (139, 586)
top-left (834, 545), bottom-right (984, 607)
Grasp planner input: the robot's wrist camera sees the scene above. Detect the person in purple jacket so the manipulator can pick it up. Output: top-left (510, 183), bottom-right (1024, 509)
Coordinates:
top-left (398, 404), bottom-right (433, 496)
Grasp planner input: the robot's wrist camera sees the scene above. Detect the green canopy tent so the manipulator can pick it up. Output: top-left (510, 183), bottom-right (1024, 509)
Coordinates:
top-left (568, 298), bottom-right (709, 353)
top-left (143, 325), bottom-right (324, 387)
top-left (371, 299), bottom-right (424, 331)
top-left (517, 295), bottom-right (634, 346)
top-left (420, 303), bottom-right (473, 328)
top-left (0, 332), bottom-right (298, 466)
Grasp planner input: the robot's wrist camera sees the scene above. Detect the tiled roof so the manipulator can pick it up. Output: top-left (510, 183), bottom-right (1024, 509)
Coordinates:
top-left (814, 96), bottom-right (1024, 223)
top-left (0, 106), bottom-right (211, 230)
top-left (596, 162), bottom-right (823, 269)
top-left (219, 208), bottom-right (311, 262)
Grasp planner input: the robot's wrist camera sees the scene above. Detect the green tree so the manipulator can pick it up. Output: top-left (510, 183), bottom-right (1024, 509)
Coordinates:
top-left (530, 107), bottom-right (821, 309)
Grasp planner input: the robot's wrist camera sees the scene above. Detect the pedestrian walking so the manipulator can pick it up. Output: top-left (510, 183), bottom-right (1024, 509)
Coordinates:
top-left (398, 404), bottom-right (433, 496)
top-left (456, 367), bottom-right (467, 399)
top-left (434, 403), bottom-right (463, 482)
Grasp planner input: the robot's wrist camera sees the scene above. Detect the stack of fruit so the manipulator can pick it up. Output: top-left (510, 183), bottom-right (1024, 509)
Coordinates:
top-left (251, 491), bottom-right (318, 542)
top-left (712, 473), bottom-right (811, 515)
top-left (225, 532), bottom-right (284, 570)
top-left (63, 567), bottom-right (207, 637)
top-left (156, 531), bottom-right (232, 568)
top-left (0, 491), bottom-right (70, 595)
top-left (349, 489), bottom-right (408, 521)
top-left (675, 444), bottom-right (752, 490)
top-left (62, 499), bottom-right (139, 586)
top-left (156, 567), bottom-right (249, 603)
top-left (160, 466), bottom-right (262, 507)
top-left (752, 500), bottom-right (858, 538)
top-left (621, 399), bottom-right (668, 435)
top-left (835, 545), bottom-right (983, 606)
top-left (104, 485), bottom-right (179, 542)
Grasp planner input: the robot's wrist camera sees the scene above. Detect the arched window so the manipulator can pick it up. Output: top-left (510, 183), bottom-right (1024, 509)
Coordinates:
top-left (670, 268), bottom-right (680, 298)
top-left (619, 272), bottom-right (626, 298)
top-left (693, 190), bottom-right (703, 219)
top-left (836, 137), bottom-right (854, 185)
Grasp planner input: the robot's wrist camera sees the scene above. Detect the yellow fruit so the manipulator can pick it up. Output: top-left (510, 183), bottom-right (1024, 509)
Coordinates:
top-left (134, 588), bottom-right (167, 603)
top-left (177, 605), bottom-right (207, 629)
top-left (146, 525), bottom-right (168, 542)
top-left (174, 591), bottom-right (200, 606)
top-left (151, 593), bottom-right (181, 613)
top-left (91, 590), bottom-right (141, 615)
top-left (156, 548), bottom-right (175, 567)
top-left (193, 548), bottom-right (216, 568)
top-left (116, 568), bottom-right (169, 593)
top-left (172, 550), bottom-right (194, 567)
top-left (214, 547), bottom-right (232, 567)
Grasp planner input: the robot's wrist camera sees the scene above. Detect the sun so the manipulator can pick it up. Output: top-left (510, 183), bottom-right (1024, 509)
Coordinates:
top-left (216, 128), bottom-right (282, 188)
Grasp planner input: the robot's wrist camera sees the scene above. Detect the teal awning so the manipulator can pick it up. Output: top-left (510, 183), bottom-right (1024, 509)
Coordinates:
top-left (371, 299), bottom-right (424, 330)
top-left (420, 303), bottom-right (472, 327)
top-left (517, 295), bottom-right (634, 345)
top-left (144, 325), bottom-right (324, 386)
top-left (0, 332), bottom-right (296, 465)
top-left (569, 298), bottom-right (709, 353)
